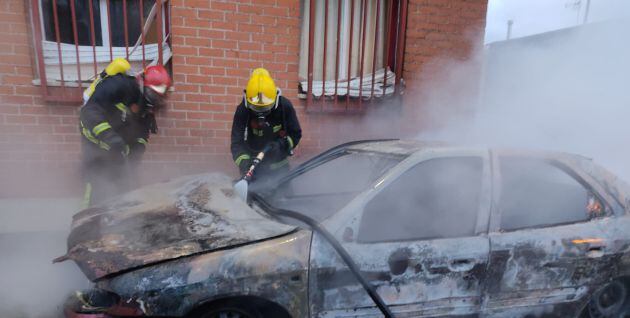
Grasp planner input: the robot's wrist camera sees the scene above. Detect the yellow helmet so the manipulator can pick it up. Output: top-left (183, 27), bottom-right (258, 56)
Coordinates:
top-left (104, 57), bottom-right (131, 76)
top-left (83, 58), bottom-right (132, 104)
top-left (244, 68), bottom-right (279, 114)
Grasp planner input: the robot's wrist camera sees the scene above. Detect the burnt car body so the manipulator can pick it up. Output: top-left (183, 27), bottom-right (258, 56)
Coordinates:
top-left (59, 140), bottom-right (630, 317)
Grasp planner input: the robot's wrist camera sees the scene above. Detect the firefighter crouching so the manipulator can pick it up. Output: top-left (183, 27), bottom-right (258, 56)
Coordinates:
top-left (231, 68), bottom-right (302, 182)
top-left (79, 58), bottom-right (172, 207)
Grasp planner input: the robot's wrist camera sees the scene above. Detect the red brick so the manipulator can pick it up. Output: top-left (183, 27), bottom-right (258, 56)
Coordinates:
top-left (53, 125), bottom-right (76, 134)
top-left (6, 115), bottom-right (36, 124)
top-left (174, 120), bottom-right (201, 129)
top-left (183, 0), bottom-right (211, 9)
top-left (210, 95), bottom-right (233, 105)
top-left (186, 74), bottom-right (212, 84)
top-left (212, 76), bottom-right (238, 86)
top-left (175, 46), bottom-right (198, 56)
top-left (263, 6), bottom-right (288, 17)
top-left (215, 130), bottom-right (231, 138)
top-left (212, 113), bottom-right (234, 122)
top-left (198, 66), bottom-right (226, 76)
top-left (238, 41), bottom-right (262, 51)
top-left (176, 137), bottom-right (202, 145)
top-left (162, 128), bottom-right (190, 136)
top-left (212, 21), bottom-right (237, 31)
top-left (176, 84), bottom-right (201, 93)
top-left (212, 58), bottom-right (237, 68)
top-left (174, 65), bottom-right (200, 75)
top-left (197, 29), bottom-right (226, 40)
top-left (201, 120), bottom-right (229, 130)
top-left (0, 125), bottom-right (23, 133)
top-left (184, 37), bottom-right (212, 47)
top-left (256, 0), bottom-right (278, 6)
top-left (237, 5), bottom-right (260, 14)
top-left (212, 39), bottom-right (237, 49)
top-left (237, 23), bottom-right (263, 34)
top-left (2, 74), bottom-right (32, 85)
top-left (225, 31), bottom-right (250, 42)
top-left (187, 111), bottom-right (214, 120)
top-left (185, 93), bottom-right (211, 102)
top-left (252, 15), bottom-right (276, 26)
top-left (184, 18), bottom-right (212, 29)
top-left (185, 56), bottom-right (213, 66)
top-left (0, 105), bottom-right (19, 114)
top-left (198, 10), bottom-right (225, 21)
top-left (198, 48), bottom-right (224, 57)
top-left (211, 2), bottom-right (237, 11)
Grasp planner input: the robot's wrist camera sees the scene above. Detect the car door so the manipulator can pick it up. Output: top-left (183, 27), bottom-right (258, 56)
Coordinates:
top-left (483, 154), bottom-right (618, 316)
top-left (309, 150), bottom-right (492, 317)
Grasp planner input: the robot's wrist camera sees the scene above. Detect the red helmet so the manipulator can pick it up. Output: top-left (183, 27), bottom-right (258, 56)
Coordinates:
top-left (143, 65), bottom-right (171, 95)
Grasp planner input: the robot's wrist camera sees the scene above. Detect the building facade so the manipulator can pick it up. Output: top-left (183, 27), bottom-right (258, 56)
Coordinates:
top-left (0, 0), bottom-right (487, 196)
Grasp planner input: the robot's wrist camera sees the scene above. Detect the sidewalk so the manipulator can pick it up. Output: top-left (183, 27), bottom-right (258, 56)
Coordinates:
top-left (0, 198), bottom-right (90, 318)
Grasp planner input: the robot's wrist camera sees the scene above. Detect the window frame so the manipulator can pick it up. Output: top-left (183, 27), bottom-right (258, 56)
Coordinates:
top-left (260, 148), bottom-right (406, 223)
top-left (29, 0), bottom-right (171, 103)
top-left (488, 153), bottom-right (615, 233)
top-left (357, 156), bottom-right (486, 243)
top-left (299, 0), bottom-right (409, 113)
top-left (334, 150), bottom-right (491, 245)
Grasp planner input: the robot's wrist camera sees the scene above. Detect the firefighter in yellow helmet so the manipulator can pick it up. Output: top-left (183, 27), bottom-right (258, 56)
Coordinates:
top-left (231, 68), bottom-right (302, 180)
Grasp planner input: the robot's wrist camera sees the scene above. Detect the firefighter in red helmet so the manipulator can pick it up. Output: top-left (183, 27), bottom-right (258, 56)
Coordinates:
top-left (79, 59), bottom-right (171, 207)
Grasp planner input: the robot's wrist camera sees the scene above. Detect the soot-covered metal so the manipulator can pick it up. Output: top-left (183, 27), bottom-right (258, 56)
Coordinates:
top-left (58, 140), bottom-right (630, 317)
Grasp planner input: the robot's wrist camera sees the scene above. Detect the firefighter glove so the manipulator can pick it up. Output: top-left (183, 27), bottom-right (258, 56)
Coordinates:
top-left (238, 158), bottom-right (253, 175)
top-left (268, 137), bottom-right (291, 154)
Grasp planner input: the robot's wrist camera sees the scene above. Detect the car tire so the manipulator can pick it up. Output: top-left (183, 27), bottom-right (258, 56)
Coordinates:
top-left (587, 280), bottom-right (630, 318)
top-left (196, 302), bottom-right (263, 318)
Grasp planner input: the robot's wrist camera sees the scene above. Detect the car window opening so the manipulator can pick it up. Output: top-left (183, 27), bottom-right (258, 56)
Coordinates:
top-left (261, 150), bottom-right (403, 222)
top-left (358, 157), bottom-right (483, 243)
top-left (498, 158), bottom-right (606, 231)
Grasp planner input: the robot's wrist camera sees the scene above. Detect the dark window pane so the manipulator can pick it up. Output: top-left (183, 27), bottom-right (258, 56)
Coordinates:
top-left (42, 0), bottom-right (102, 46)
top-left (108, 0), bottom-right (155, 47)
top-left (266, 151), bottom-right (402, 222)
top-left (499, 158), bottom-right (589, 231)
top-left (359, 157), bottom-right (483, 242)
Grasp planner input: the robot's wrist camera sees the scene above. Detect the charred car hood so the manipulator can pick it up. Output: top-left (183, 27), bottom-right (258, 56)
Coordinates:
top-left (58, 174), bottom-right (295, 281)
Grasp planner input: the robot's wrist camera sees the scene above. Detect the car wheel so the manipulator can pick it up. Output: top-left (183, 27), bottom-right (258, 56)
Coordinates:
top-left (197, 303), bottom-right (262, 318)
top-left (588, 280), bottom-right (629, 318)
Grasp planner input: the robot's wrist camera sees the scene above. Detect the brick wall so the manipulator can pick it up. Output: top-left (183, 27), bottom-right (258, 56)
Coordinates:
top-left (0, 0), bottom-right (487, 198)
top-left (400, 0), bottom-right (488, 133)
top-left (0, 1), bottom-right (81, 197)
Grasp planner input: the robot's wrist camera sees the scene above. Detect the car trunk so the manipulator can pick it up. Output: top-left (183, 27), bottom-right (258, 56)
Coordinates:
top-left (56, 174), bottom-right (295, 281)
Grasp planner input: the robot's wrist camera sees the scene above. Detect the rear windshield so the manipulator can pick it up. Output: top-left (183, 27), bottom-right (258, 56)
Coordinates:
top-left (262, 151), bottom-right (403, 221)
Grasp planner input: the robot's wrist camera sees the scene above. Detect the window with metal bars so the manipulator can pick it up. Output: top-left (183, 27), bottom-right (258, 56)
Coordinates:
top-left (298, 0), bottom-right (408, 112)
top-left (30, 0), bottom-right (171, 102)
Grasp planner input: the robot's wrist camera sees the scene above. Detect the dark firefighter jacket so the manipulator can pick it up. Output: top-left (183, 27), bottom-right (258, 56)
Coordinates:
top-left (230, 96), bottom-right (302, 172)
top-left (79, 74), bottom-right (152, 164)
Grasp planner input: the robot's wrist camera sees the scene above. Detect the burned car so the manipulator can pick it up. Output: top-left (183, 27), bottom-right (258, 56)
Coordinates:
top-left (58, 139), bottom-right (630, 317)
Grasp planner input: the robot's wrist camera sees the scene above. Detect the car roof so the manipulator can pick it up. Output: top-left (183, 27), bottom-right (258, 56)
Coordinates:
top-left (343, 139), bottom-right (589, 162)
top-left (345, 139), bottom-right (456, 155)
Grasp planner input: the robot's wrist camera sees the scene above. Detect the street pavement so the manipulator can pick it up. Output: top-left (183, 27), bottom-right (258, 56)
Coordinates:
top-left (0, 198), bottom-right (90, 318)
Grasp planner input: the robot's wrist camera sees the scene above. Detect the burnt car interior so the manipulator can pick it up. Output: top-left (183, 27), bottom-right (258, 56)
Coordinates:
top-left (358, 156), bottom-right (483, 243)
top-left (498, 158), bottom-right (609, 231)
top-left (262, 150), bottom-right (403, 222)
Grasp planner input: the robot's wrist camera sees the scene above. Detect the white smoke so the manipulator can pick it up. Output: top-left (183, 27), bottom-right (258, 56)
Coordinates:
top-left (418, 19), bottom-right (630, 181)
